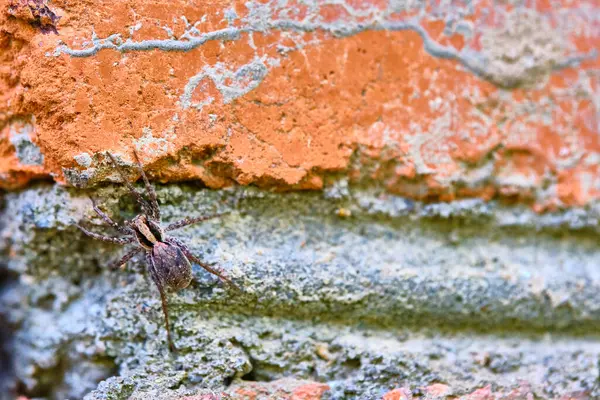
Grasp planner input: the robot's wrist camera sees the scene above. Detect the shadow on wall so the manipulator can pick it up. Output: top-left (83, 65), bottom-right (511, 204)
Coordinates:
top-left (0, 265), bottom-right (16, 400)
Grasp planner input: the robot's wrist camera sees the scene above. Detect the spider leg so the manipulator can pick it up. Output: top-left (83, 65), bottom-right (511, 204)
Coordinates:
top-left (164, 212), bottom-right (229, 232)
top-left (132, 148), bottom-right (160, 221)
top-left (166, 237), bottom-right (241, 292)
top-left (108, 248), bottom-right (141, 270)
top-left (146, 252), bottom-right (176, 352)
top-left (106, 152), bottom-right (152, 215)
top-left (77, 225), bottom-right (133, 245)
top-left (89, 197), bottom-right (133, 235)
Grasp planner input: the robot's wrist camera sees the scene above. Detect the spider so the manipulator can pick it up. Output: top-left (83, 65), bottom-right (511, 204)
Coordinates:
top-left (77, 150), bottom-right (239, 352)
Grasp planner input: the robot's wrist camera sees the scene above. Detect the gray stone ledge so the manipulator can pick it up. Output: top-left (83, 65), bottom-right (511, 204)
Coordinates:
top-left (1, 183), bottom-right (599, 399)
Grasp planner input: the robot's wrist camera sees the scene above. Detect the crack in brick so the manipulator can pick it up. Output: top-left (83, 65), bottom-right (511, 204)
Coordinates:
top-left (52, 1), bottom-right (598, 96)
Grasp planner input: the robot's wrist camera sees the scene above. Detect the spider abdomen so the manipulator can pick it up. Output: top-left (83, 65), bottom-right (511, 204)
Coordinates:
top-left (151, 242), bottom-right (193, 291)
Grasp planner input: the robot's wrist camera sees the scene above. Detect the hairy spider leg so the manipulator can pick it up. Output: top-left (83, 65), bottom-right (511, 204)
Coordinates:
top-left (106, 152), bottom-right (154, 218)
top-left (166, 237), bottom-right (241, 292)
top-left (132, 148), bottom-right (160, 221)
top-left (146, 252), bottom-right (176, 352)
top-left (89, 196), bottom-right (133, 235)
top-left (76, 225), bottom-right (134, 245)
top-left (164, 212), bottom-right (229, 232)
top-left (108, 248), bottom-right (141, 270)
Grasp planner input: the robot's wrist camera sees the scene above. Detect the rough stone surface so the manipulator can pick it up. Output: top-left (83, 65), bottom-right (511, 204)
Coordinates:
top-left (0, 0), bottom-right (598, 209)
top-left (1, 1), bottom-right (599, 399)
top-left (1, 184), bottom-right (599, 399)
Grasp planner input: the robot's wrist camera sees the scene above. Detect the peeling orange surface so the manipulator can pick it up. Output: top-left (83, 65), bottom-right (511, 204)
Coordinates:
top-left (0, 0), bottom-right (598, 209)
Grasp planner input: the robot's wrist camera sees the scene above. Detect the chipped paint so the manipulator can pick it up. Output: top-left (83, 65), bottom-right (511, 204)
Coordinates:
top-left (73, 152), bottom-right (92, 168)
top-left (8, 121), bottom-right (44, 166)
top-left (133, 127), bottom-right (177, 158)
top-left (180, 56), bottom-right (271, 110)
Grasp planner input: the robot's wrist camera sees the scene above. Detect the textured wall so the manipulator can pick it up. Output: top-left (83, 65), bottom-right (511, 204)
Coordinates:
top-left (1, 0), bottom-right (599, 208)
top-left (0, 0), bottom-right (599, 399)
top-left (1, 186), bottom-right (600, 399)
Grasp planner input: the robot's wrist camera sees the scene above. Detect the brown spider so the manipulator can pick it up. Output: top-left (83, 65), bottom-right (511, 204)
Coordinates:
top-left (77, 151), bottom-right (239, 352)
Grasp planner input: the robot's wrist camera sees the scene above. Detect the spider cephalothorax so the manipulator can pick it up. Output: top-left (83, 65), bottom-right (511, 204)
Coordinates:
top-left (77, 151), bottom-right (239, 351)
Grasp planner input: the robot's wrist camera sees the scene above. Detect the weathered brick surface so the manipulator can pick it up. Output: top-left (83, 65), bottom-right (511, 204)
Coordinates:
top-left (227, 379), bottom-right (330, 400)
top-left (1, 0), bottom-right (598, 209)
